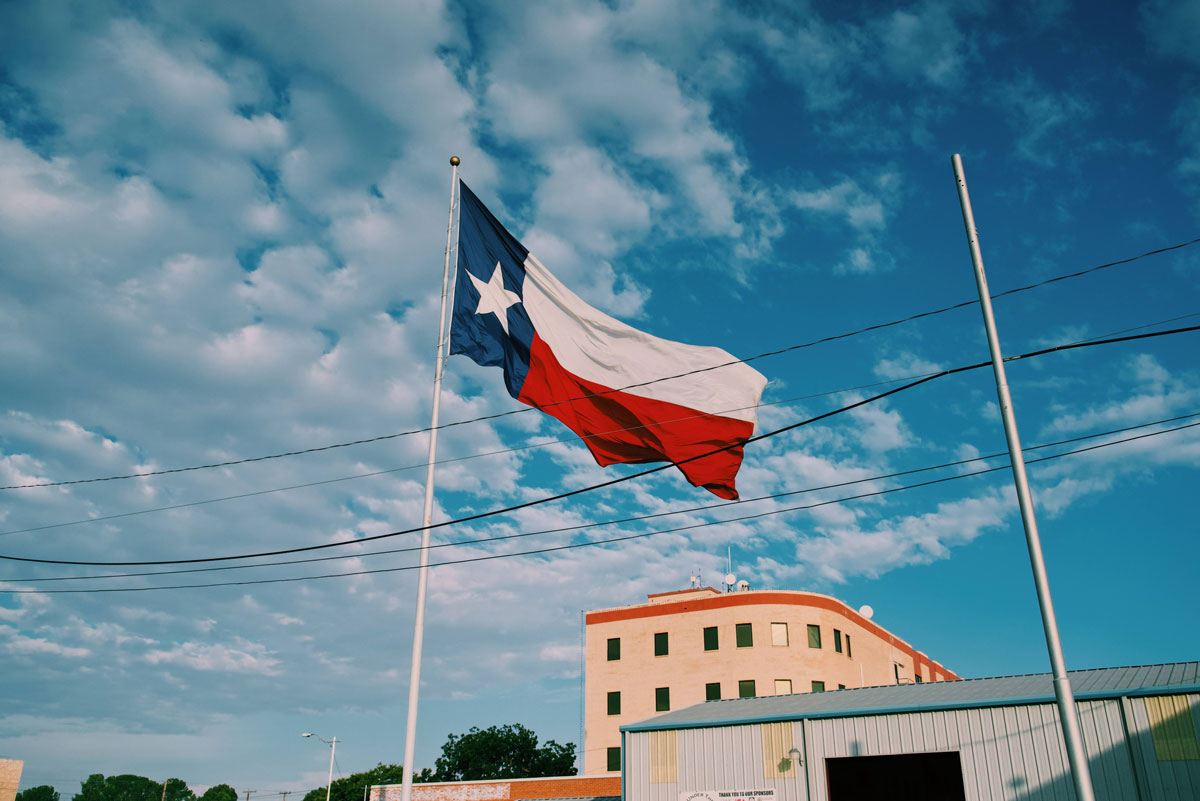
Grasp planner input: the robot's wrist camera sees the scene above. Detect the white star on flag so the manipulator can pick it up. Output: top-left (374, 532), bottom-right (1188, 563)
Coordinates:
top-left (467, 261), bottom-right (522, 335)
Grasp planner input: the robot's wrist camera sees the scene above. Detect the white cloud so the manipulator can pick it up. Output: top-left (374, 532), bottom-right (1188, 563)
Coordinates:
top-left (144, 639), bottom-right (281, 675)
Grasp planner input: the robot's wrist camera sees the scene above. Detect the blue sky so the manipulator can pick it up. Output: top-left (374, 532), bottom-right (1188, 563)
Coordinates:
top-left (1, 0), bottom-right (1198, 794)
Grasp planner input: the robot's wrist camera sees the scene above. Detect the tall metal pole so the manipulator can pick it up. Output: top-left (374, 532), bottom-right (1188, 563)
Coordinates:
top-left (951, 154), bottom-right (1096, 801)
top-left (399, 156), bottom-right (460, 801)
top-left (326, 737), bottom-right (338, 801)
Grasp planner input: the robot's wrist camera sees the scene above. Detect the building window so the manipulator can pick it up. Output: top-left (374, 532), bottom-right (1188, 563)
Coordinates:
top-left (654, 631), bottom-right (669, 656)
top-left (774, 679), bottom-right (792, 695)
top-left (812, 680), bottom-right (826, 693)
top-left (705, 682), bottom-right (721, 701)
top-left (895, 663), bottom-right (903, 683)
top-left (655, 686), bottom-right (670, 712)
top-left (607, 637), bottom-right (620, 661)
top-left (838, 683), bottom-right (846, 690)
top-left (703, 625), bottom-right (718, 651)
top-left (607, 691), bottom-right (621, 715)
top-left (807, 624), bottom-right (821, 648)
top-left (916, 674), bottom-right (923, 683)
top-left (736, 622), bottom-right (753, 648)
top-left (738, 679), bottom-right (756, 698)
top-left (771, 622), bottom-right (788, 646)
top-left (846, 634), bottom-right (852, 658)
top-left (607, 746), bottom-right (621, 772)
top-left (834, 629), bottom-right (843, 653)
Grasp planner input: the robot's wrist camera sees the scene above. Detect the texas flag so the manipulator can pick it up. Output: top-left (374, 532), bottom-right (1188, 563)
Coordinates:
top-left (449, 181), bottom-right (767, 499)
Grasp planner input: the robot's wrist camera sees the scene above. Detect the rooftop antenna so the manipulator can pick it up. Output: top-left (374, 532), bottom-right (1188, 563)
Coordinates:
top-left (689, 573), bottom-right (701, 589)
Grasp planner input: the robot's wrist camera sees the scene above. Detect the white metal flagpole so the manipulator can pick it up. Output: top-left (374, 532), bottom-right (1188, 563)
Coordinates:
top-left (399, 155), bottom-right (460, 801)
top-left (951, 153), bottom-right (1096, 801)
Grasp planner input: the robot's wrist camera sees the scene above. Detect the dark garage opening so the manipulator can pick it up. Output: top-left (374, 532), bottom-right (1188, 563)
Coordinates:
top-left (827, 751), bottom-right (966, 801)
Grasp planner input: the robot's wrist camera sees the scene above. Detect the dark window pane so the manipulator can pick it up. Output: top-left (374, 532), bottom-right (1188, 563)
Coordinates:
top-left (705, 682), bottom-right (721, 701)
top-left (807, 624), bottom-right (821, 649)
top-left (838, 684), bottom-right (846, 690)
top-left (834, 629), bottom-right (843, 653)
top-left (812, 680), bottom-right (825, 692)
top-left (607, 691), bottom-right (621, 715)
top-left (703, 626), bottom-right (718, 651)
top-left (654, 632), bottom-right (669, 656)
top-left (656, 686), bottom-right (670, 711)
top-left (607, 637), bottom-right (620, 661)
top-left (607, 747), bottom-right (621, 772)
top-left (846, 634), bottom-right (852, 658)
top-left (738, 679), bottom-right (756, 698)
top-left (735, 623), bottom-right (753, 648)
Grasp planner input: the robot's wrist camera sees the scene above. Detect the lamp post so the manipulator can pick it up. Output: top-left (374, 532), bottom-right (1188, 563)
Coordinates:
top-left (302, 732), bottom-right (339, 801)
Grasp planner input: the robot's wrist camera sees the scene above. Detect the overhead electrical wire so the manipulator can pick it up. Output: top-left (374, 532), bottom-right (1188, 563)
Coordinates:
top-left (3, 324), bottom-right (1198, 568)
top-left (4, 235), bottom-right (1196, 492)
top-left (4, 416), bottom-right (1195, 595)
top-left (6, 309), bottom-right (1194, 539)
top-left (10, 411), bottom-right (1197, 585)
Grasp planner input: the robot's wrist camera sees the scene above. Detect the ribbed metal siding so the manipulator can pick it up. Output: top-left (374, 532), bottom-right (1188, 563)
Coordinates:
top-left (806, 699), bottom-right (1140, 800)
top-left (1123, 693), bottom-right (1200, 800)
top-left (630, 695), bottom-right (1200, 801)
top-left (627, 723), bottom-right (809, 801)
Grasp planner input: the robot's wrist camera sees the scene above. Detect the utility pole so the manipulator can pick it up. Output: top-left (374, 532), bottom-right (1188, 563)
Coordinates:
top-left (161, 782), bottom-right (168, 801)
top-left (244, 790), bottom-right (256, 801)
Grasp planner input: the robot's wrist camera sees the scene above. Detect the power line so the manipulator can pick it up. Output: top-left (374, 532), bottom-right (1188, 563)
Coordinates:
top-left (3, 324), bottom-right (1197, 569)
top-left (11, 412), bottom-right (1196, 585)
top-left (7, 309), bottom-right (1194, 539)
top-left (5, 416), bottom-right (1194, 595)
top-left (5, 236), bottom-right (1196, 491)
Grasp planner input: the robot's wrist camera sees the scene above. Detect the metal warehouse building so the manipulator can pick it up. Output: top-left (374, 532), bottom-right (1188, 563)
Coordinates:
top-left (621, 661), bottom-right (1199, 801)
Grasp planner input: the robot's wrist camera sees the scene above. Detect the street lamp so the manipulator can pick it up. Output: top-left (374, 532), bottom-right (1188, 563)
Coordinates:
top-left (302, 732), bottom-right (339, 801)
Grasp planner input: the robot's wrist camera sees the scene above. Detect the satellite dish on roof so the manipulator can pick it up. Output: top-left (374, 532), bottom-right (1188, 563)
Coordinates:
top-left (724, 573), bottom-right (736, 587)
top-left (736, 580), bottom-right (750, 592)
top-left (859, 604), bottom-right (874, 620)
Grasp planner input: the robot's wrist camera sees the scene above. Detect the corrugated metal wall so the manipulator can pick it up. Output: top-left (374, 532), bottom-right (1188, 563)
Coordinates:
top-left (626, 693), bottom-right (1200, 801)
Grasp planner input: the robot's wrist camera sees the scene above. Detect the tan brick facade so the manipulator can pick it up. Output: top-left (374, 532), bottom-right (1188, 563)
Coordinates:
top-left (0, 759), bottom-right (23, 801)
top-left (583, 588), bottom-right (958, 774)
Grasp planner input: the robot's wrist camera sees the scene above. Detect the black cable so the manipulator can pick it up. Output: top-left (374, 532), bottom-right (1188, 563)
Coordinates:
top-left (0, 371), bottom-right (939, 538)
top-left (12, 412), bottom-right (1197, 584)
top-left (6, 416), bottom-right (1195, 595)
top-left (6, 236), bottom-right (1195, 491)
top-left (3, 324), bottom-right (1197, 569)
top-left (8, 309), bottom-right (1194, 538)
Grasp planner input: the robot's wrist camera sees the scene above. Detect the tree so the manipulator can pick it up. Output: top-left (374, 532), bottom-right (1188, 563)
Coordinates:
top-left (72, 775), bottom-right (196, 801)
top-left (198, 787), bottom-right (237, 801)
top-left (17, 786), bottom-right (60, 801)
top-left (427, 724), bottom-right (577, 781)
top-left (299, 764), bottom-right (406, 801)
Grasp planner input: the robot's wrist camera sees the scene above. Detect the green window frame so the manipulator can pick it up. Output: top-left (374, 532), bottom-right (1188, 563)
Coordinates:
top-left (811, 680), bottom-right (825, 693)
top-left (807, 624), bottom-right (822, 649)
top-left (834, 629), bottom-right (843, 653)
top-left (655, 686), bottom-right (670, 712)
top-left (705, 682), bottom-right (721, 701)
top-left (607, 746), bottom-right (621, 772)
top-left (607, 637), bottom-right (620, 661)
top-left (607, 691), bottom-right (621, 715)
top-left (736, 622), bottom-right (753, 647)
top-left (838, 683), bottom-right (846, 690)
top-left (845, 634), bottom-right (852, 658)
top-left (654, 631), bottom-right (669, 656)
top-left (703, 626), bottom-right (718, 651)
top-left (738, 679), bottom-right (756, 698)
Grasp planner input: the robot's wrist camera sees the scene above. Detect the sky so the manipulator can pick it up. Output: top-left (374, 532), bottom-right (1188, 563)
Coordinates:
top-left (1, 0), bottom-right (1198, 795)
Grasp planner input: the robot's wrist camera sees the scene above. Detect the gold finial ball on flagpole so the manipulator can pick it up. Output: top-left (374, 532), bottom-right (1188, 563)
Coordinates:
top-left (450, 156), bottom-right (460, 165)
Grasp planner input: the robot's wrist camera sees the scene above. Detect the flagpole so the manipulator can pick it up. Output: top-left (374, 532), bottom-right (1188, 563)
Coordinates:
top-left (400, 155), bottom-right (460, 801)
top-left (951, 154), bottom-right (1096, 801)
